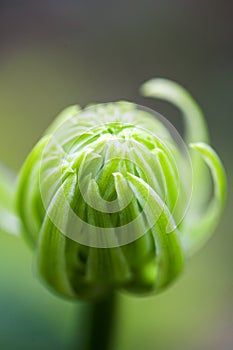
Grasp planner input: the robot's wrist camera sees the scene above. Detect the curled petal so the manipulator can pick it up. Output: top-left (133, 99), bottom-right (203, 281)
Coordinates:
top-left (16, 85), bottom-right (226, 299)
top-left (141, 78), bottom-right (211, 210)
top-left (140, 78), bottom-right (209, 144)
top-left (180, 142), bottom-right (226, 255)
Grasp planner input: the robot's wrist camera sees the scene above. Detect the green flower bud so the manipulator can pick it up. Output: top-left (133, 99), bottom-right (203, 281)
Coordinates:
top-left (16, 79), bottom-right (226, 300)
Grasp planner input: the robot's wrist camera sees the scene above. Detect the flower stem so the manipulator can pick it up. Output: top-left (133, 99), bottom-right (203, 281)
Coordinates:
top-left (80, 292), bottom-right (117, 350)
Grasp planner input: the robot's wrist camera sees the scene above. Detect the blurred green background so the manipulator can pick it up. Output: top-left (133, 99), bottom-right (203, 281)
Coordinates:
top-left (0, 1), bottom-right (233, 349)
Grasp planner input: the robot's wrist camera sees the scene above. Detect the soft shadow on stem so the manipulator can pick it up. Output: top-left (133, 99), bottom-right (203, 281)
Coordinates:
top-left (77, 292), bottom-right (117, 350)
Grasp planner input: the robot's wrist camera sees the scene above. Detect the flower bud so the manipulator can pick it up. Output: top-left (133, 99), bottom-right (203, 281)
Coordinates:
top-left (16, 79), bottom-right (226, 299)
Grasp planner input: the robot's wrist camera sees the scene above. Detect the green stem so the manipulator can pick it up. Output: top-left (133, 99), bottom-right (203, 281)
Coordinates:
top-left (79, 292), bottom-right (117, 350)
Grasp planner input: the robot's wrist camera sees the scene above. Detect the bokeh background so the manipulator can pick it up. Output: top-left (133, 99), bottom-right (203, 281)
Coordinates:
top-left (0, 1), bottom-right (233, 349)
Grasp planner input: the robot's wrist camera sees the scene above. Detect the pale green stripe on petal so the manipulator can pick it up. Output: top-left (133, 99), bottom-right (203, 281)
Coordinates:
top-left (126, 173), bottom-right (184, 290)
top-left (37, 175), bottom-right (77, 297)
top-left (16, 136), bottom-right (50, 244)
top-left (15, 97), bottom-right (226, 299)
